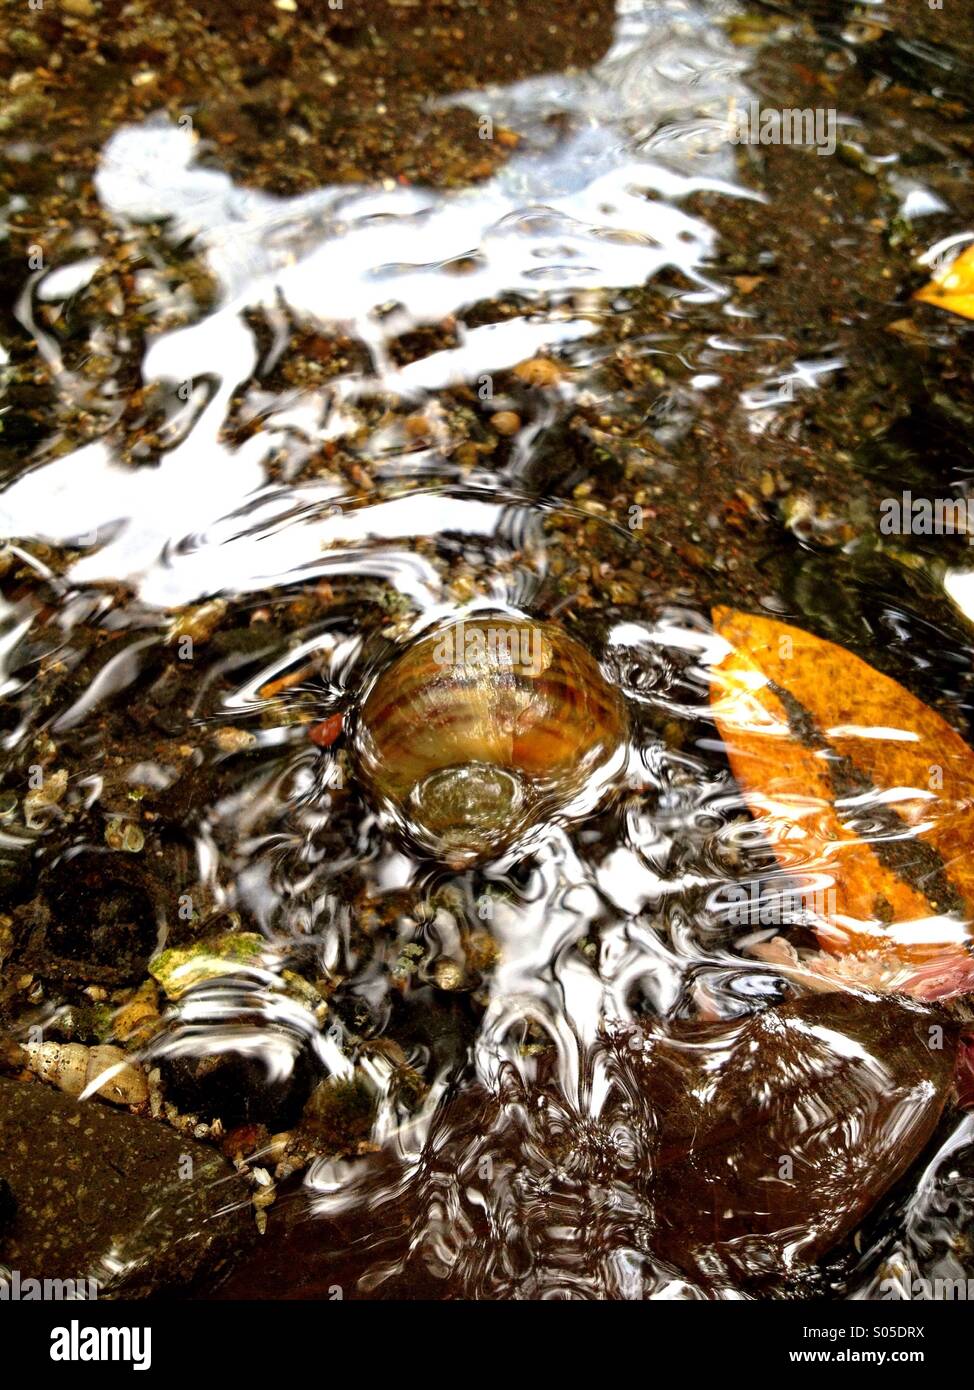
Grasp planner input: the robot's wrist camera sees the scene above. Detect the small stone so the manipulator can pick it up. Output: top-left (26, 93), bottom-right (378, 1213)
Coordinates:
top-left (513, 357), bottom-right (561, 387)
top-left (302, 1073), bottom-right (376, 1151)
top-left (62, 0), bottom-right (97, 16)
top-left (110, 982), bottom-right (160, 1046)
top-left (308, 714), bottom-right (343, 748)
top-left (453, 442), bottom-right (479, 467)
top-left (266, 1131), bottom-right (291, 1164)
top-left (167, 597), bottom-right (227, 647)
top-left (23, 769), bottom-right (68, 827)
top-left (213, 726), bottom-right (258, 754)
top-left (9, 29), bottom-right (45, 58)
top-left (433, 958), bottom-right (463, 991)
top-left (0, 1037), bottom-right (28, 1076)
top-left (221, 1122), bottom-right (270, 1163)
top-left (464, 930), bottom-right (500, 973)
top-left (149, 932), bottom-right (265, 1000)
top-left (491, 411), bottom-right (521, 436)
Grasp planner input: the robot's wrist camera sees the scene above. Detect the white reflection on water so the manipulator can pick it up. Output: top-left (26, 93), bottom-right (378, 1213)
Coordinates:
top-left (1, 0), bottom-right (753, 610)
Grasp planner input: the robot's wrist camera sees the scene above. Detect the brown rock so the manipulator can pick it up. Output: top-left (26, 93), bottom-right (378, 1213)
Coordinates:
top-left (513, 356), bottom-right (562, 387)
top-left (619, 989), bottom-right (958, 1288)
top-left (0, 1077), bottom-right (254, 1297)
top-left (491, 410), bottom-right (521, 436)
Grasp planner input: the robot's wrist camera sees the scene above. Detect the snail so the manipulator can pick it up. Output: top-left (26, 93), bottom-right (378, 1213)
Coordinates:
top-left (24, 1041), bottom-right (149, 1107)
top-left (354, 615), bottom-right (627, 863)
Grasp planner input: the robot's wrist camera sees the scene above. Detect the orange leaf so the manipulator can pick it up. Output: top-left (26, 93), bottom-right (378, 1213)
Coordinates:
top-left (711, 607), bottom-right (974, 990)
top-left (913, 243), bottom-right (974, 321)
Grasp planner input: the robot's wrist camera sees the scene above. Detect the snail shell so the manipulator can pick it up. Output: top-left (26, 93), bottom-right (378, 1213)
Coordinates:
top-left (354, 616), bottom-right (627, 863)
top-left (24, 1041), bottom-right (148, 1107)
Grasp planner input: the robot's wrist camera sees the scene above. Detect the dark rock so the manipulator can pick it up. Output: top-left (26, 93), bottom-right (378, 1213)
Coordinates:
top-left (0, 1038), bottom-right (28, 1076)
top-left (387, 986), bottom-right (478, 1079)
top-left (22, 849), bottom-right (161, 987)
top-left (160, 1044), bottom-right (314, 1131)
top-left (848, 1109), bottom-right (974, 1298)
top-left (0, 1177), bottom-right (15, 1236)
top-left (619, 989), bottom-right (958, 1290)
top-left (0, 1078), bottom-right (255, 1297)
top-left (302, 1073), bottom-right (376, 1152)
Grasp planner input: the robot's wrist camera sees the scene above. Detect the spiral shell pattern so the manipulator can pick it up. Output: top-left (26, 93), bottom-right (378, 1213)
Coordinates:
top-left (24, 1041), bottom-right (149, 1107)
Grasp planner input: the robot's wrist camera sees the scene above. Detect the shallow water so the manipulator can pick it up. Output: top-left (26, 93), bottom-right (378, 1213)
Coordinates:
top-left (2, 0), bottom-right (974, 1300)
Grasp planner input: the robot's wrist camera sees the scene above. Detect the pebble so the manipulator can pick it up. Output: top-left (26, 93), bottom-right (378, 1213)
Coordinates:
top-left (213, 726), bottom-right (258, 754)
top-left (149, 931), bottom-right (265, 1000)
top-left (513, 357), bottom-right (561, 387)
top-left (23, 769), bottom-right (68, 827)
top-left (491, 410), bottom-right (521, 436)
top-left (167, 597), bottom-right (228, 646)
top-left (433, 959), bottom-right (463, 990)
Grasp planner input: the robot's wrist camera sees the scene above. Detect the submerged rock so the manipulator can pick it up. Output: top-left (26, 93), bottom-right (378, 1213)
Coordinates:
top-left (159, 1046), bottom-right (314, 1132)
top-left (21, 850), bottom-right (161, 987)
top-left (149, 931), bottom-right (265, 1000)
top-left (0, 1178), bottom-right (15, 1237)
top-left (0, 1078), bottom-right (255, 1297)
top-left (622, 989), bottom-right (959, 1290)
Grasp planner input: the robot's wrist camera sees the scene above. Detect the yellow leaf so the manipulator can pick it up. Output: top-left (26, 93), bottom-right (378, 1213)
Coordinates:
top-left (914, 243), bottom-right (974, 321)
top-left (711, 607), bottom-right (974, 993)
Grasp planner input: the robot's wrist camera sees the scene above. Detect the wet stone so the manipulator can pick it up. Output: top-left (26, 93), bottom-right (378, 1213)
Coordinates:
top-left (160, 1046), bottom-right (314, 1131)
top-left (850, 1105), bottom-right (974, 1297)
top-left (22, 850), bottom-right (160, 987)
top-left (0, 1177), bottom-right (15, 1237)
top-left (0, 1078), bottom-right (255, 1298)
top-left (622, 990), bottom-right (959, 1291)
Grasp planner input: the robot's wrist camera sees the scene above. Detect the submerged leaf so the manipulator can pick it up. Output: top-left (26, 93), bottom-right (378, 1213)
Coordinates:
top-left (914, 243), bottom-right (974, 321)
top-left (711, 607), bottom-right (974, 993)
